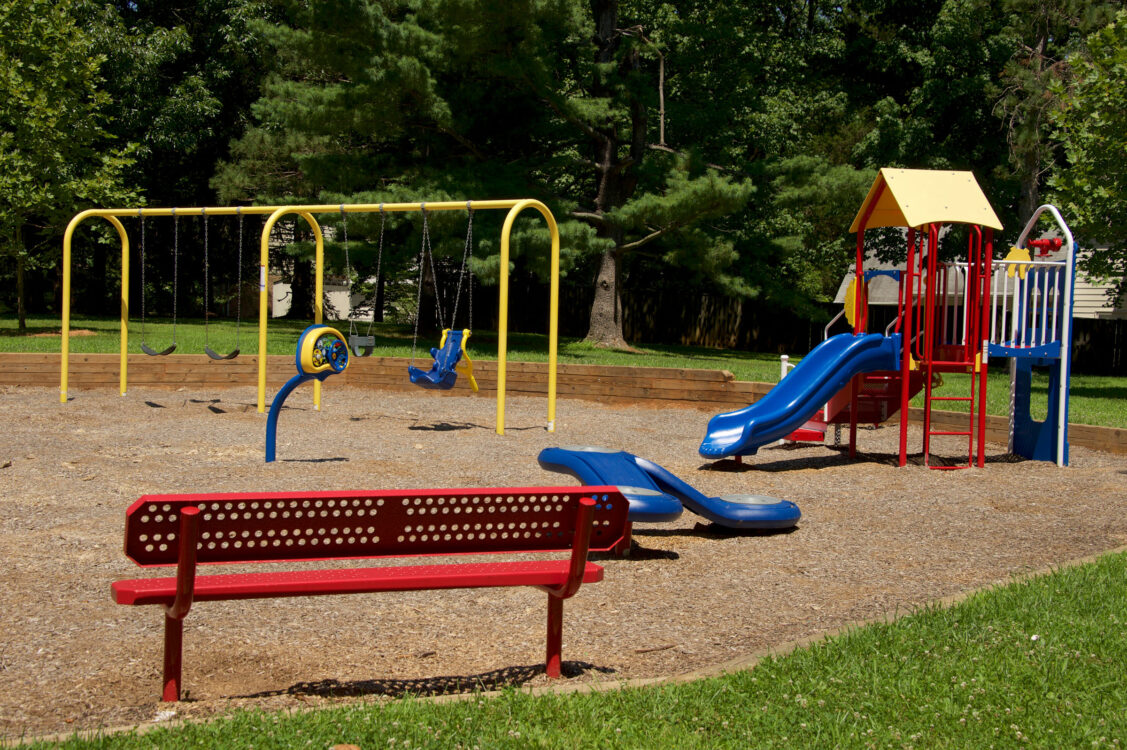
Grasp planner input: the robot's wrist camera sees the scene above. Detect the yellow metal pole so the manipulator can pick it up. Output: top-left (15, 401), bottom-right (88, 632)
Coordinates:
top-left (111, 215), bottom-right (130, 397)
top-left (258, 210), bottom-right (281, 413)
top-left (60, 211), bottom-right (130, 403)
top-left (497, 213), bottom-right (512, 435)
top-left (497, 199), bottom-right (560, 434)
top-left (303, 212), bottom-right (325, 411)
top-left (257, 208), bottom-right (326, 413)
top-left (60, 216), bottom-right (79, 403)
top-left (545, 210), bottom-right (560, 433)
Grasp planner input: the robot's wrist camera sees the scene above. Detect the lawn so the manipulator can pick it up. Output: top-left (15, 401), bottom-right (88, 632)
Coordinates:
top-left (35, 550), bottom-right (1127, 749)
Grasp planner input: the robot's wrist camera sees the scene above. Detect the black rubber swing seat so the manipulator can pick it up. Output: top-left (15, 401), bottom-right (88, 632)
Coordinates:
top-left (205, 346), bottom-right (239, 361)
top-left (141, 343), bottom-right (176, 356)
top-left (349, 334), bottom-right (375, 357)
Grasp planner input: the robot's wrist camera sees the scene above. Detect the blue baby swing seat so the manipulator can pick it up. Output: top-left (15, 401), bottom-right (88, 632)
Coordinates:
top-left (407, 328), bottom-right (479, 391)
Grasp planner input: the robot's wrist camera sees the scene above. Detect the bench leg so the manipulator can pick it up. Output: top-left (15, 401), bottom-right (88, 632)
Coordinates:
top-left (546, 595), bottom-right (563, 678)
top-left (613, 521), bottom-right (633, 558)
top-left (162, 614), bottom-right (184, 702)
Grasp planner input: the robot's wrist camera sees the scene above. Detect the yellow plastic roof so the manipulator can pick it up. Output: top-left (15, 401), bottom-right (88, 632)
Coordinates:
top-left (849, 168), bottom-right (1003, 232)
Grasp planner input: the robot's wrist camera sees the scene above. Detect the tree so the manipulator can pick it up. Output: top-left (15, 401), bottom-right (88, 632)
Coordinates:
top-left (0, 0), bottom-right (135, 332)
top-left (1051, 10), bottom-right (1127, 296)
top-left (994, 0), bottom-right (1121, 219)
top-left (215, 0), bottom-right (754, 343)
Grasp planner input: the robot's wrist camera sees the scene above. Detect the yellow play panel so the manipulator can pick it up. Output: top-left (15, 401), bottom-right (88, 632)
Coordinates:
top-left (849, 168), bottom-right (1003, 232)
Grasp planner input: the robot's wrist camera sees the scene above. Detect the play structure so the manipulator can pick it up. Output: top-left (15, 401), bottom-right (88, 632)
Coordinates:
top-left (700, 169), bottom-right (1076, 468)
top-left (538, 446), bottom-right (801, 530)
top-left (59, 199), bottom-right (561, 434)
top-left (265, 324), bottom-right (350, 462)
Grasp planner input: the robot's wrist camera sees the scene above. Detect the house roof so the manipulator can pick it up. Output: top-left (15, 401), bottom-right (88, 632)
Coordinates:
top-left (849, 168), bottom-right (1003, 232)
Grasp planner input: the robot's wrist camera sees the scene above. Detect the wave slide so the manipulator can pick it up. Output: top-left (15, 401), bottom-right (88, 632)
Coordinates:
top-left (699, 333), bottom-right (901, 459)
top-left (538, 446), bottom-right (801, 529)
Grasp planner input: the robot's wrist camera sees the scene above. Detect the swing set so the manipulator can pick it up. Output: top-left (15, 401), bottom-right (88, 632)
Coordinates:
top-left (135, 207), bottom-right (246, 359)
top-left (59, 199), bottom-right (560, 435)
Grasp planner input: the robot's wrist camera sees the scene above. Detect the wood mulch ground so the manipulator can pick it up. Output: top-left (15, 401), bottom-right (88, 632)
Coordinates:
top-left (2, 384), bottom-right (1126, 740)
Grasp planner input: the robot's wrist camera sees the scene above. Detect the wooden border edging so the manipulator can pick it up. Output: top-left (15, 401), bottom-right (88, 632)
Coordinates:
top-left (5, 353), bottom-right (1125, 454)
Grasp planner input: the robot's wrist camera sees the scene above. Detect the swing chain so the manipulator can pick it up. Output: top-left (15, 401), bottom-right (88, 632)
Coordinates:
top-left (340, 205), bottom-right (357, 338)
top-left (171, 207), bottom-right (178, 344)
top-left (411, 205), bottom-right (436, 363)
top-left (235, 207), bottom-right (243, 347)
top-left (450, 200), bottom-right (474, 331)
top-left (203, 207), bottom-right (210, 342)
top-left (138, 209), bottom-right (146, 340)
top-left (367, 203), bottom-right (385, 336)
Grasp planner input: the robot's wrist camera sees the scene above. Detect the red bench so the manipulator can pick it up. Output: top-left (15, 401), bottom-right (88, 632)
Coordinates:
top-left (111, 485), bottom-right (630, 701)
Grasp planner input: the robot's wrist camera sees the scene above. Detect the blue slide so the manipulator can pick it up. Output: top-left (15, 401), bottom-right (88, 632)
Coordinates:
top-left (538, 446), bottom-right (801, 529)
top-left (699, 333), bottom-right (901, 459)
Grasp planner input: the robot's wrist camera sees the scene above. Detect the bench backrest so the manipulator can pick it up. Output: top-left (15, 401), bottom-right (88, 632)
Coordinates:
top-left (123, 486), bottom-right (630, 567)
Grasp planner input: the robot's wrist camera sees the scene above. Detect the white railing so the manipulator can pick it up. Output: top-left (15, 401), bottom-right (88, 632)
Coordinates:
top-left (989, 259), bottom-right (1068, 351)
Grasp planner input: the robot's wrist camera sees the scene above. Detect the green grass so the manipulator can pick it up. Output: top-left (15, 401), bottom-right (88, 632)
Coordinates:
top-left (4, 315), bottom-right (1125, 427)
top-left (35, 551), bottom-right (1127, 748)
top-left (910, 370), bottom-right (1127, 430)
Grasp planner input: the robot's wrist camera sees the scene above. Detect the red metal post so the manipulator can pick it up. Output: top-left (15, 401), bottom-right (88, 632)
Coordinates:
top-left (546, 595), bottom-right (563, 678)
top-left (161, 615), bottom-right (184, 702)
top-left (541, 496), bottom-right (596, 677)
top-left (161, 506), bottom-right (199, 701)
top-left (922, 225), bottom-right (940, 463)
top-left (898, 228), bottom-right (917, 466)
top-left (976, 228), bottom-right (994, 467)
top-left (613, 521), bottom-right (633, 558)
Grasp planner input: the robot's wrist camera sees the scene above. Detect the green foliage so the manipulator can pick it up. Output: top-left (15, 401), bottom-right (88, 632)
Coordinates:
top-left (1051, 10), bottom-right (1127, 297)
top-left (994, 0), bottom-right (1121, 216)
top-left (0, 0), bottom-right (137, 328)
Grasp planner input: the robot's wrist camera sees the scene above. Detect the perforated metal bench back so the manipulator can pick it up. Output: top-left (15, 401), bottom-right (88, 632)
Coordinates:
top-left (123, 486), bottom-right (629, 567)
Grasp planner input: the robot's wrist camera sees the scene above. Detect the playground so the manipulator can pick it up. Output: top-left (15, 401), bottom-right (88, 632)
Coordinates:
top-left (2, 383), bottom-right (1126, 738)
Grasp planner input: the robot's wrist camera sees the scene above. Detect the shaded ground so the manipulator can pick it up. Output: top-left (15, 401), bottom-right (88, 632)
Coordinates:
top-left (1, 385), bottom-right (1125, 738)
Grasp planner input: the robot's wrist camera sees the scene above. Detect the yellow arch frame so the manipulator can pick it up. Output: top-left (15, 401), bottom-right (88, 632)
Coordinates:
top-left (258, 200), bottom-right (560, 434)
top-left (59, 199), bottom-right (559, 436)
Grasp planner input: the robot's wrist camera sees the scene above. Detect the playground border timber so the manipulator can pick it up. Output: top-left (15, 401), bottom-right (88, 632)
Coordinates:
top-left (6, 353), bottom-right (1125, 455)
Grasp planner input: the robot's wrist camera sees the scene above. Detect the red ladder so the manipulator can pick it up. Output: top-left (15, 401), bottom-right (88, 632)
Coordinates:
top-left (922, 362), bottom-right (977, 469)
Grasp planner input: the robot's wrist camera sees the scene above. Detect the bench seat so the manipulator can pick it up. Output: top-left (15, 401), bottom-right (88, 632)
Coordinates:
top-left (112, 559), bottom-right (604, 605)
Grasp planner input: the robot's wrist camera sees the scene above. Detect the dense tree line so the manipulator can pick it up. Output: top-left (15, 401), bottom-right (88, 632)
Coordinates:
top-left (3, 0), bottom-right (1125, 343)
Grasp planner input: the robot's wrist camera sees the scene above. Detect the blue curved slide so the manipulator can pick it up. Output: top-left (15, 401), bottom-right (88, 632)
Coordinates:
top-left (538, 446), bottom-right (801, 529)
top-left (699, 333), bottom-right (901, 459)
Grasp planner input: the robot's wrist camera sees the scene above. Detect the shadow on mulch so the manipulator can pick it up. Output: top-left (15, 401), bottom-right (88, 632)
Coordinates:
top-left (409, 421), bottom-right (482, 432)
top-left (640, 525), bottom-right (798, 541)
top-left (233, 661), bottom-right (616, 700)
top-left (700, 453), bottom-right (853, 473)
top-left (700, 445), bottom-right (1031, 472)
top-left (590, 542), bottom-right (680, 561)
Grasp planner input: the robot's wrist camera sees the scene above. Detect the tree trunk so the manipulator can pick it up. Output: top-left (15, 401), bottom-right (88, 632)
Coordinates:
top-left (586, 246), bottom-right (630, 349)
top-left (1019, 154), bottom-right (1041, 221)
top-left (16, 226), bottom-right (27, 334)
top-left (582, 0), bottom-right (644, 349)
top-left (285, 258), bottom-right (314, 319)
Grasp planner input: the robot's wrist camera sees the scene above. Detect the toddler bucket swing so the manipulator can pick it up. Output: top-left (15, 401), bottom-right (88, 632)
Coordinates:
top-left (407, 202), bottom-right (478, 392)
